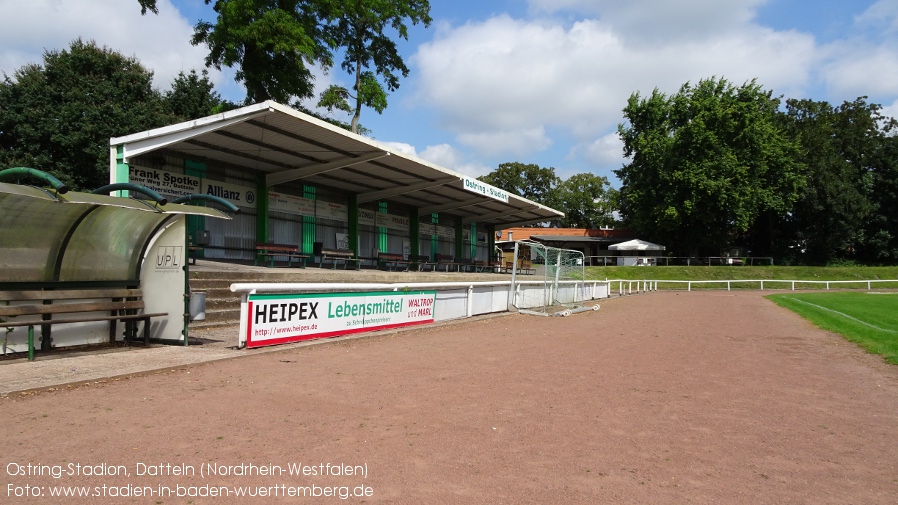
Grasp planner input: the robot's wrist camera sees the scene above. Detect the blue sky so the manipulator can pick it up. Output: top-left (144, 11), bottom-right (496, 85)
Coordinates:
top-left (2, 0), bottom-right (897, 186)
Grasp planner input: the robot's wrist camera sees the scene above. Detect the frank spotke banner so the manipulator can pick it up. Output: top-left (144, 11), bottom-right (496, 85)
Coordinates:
top-left (243, 291), bottom-right (436, 348)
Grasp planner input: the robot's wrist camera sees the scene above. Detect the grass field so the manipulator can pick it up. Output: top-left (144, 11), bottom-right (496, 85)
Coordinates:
top-left (767, 292), bottom-right (898, 365)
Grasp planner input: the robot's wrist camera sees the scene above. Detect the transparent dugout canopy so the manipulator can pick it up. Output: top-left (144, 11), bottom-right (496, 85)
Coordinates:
top-left (0, 173), bottom-right (232, 284)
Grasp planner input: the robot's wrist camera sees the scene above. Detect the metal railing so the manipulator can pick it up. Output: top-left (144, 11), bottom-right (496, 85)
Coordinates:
top-left (608, 279), bottom-right (898, 294)
top-left (586, 256), bottom-right (775, 266)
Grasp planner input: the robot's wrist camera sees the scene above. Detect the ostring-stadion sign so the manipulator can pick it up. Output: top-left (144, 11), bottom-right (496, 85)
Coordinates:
top-left (242, 291), bottom-right (437, 348)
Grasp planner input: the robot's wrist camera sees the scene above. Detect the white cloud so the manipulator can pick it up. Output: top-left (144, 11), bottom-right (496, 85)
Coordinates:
top-left (817, 0), bottom-right (898, 102)
top-left (856, 0), bottom-right (898, 33)
top-left (526, 0), bottom-right (767, 43)
top-left (379, 141), bottom-right (418, 157)
top-left (820, 43), bottom-right (898, 99)
top-left (574, 133), bottom-right (625, 168)
top-left (412, 12), bottom-right (814, 162)
top-left (456, 126), bottom-right (553, 158)
top-left (880, 98), bottom-right (898, 122)
top-left (0, 0), bottom-right (212, 90)
top-left (418, 144), bottom-right (492, 178)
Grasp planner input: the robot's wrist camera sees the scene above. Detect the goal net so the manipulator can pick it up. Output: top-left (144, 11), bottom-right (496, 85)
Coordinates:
top-left (508, 240), bottom-right (598, 316)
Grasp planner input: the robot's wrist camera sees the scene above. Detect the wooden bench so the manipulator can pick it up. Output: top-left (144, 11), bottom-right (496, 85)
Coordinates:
top-left (408, 254), bottom-right (434, 272)
top-left (320, 248), bottom-right (361, 270)
top-left (434, 253), bottom-right (463, 272)
top-left (472, 260), bottom-right (501, 273)
top-left (503, 260), bottom-right (534, 274)
top-left (0, 288), bottom-right (168, 360)
top-left (188, 244), bottom-right (204, 265)
top-left (255, 242), bottom-right (308, 268)
top-left (377, 252), bottom-right (410, 272)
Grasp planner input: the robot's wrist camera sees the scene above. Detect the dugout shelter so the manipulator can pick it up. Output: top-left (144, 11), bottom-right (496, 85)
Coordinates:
top-left (0, 168), bottom-right (233, 354)
top-left (109, 101), bottom-right (563, 267)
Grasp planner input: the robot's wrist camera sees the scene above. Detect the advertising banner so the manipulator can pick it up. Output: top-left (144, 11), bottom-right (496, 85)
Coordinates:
top-left (244, 291), bottom-right (436, 348)
top-left (129, 166), bottom-right (256, 209)
top-left (269, 191), bottom-right (316, 216)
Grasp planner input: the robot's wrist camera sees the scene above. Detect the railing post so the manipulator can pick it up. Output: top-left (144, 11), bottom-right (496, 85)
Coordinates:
top-left (467, 285), bottom-right (474, 317)
top-left (27, 325), bottom-right (35, 361)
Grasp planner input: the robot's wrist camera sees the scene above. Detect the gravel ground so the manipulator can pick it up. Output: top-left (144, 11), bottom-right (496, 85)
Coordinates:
top-left (2, 291), bottom-right (897, 504)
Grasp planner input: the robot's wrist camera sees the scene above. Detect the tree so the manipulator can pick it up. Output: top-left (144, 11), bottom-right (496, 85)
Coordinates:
top-left (478, 162), bottom-right (561, 210)
top-left (191, 0), bottom-right (332, 105)
top-left (165, 69), bottom-right (230, 120)
top-left (778, 98), bottom-right (875, 264)
top-left (865, 127), bottom-right (898, 262)
top-left (316, 0), bottom-right (431, 133)
top-left (616, 77), bottom-right (804, 256)
top-left (0, 39), bottom-right (174, 191)
top-left (554, 173), bottom-right (618, 228)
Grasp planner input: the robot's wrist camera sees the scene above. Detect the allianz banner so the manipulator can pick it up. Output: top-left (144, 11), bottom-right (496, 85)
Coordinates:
top-left (129, 166), bottom-right (256, 209)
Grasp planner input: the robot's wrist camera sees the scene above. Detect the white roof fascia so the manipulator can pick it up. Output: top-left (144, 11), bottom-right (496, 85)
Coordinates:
top-left (111, 104), bottom-right (274, 161)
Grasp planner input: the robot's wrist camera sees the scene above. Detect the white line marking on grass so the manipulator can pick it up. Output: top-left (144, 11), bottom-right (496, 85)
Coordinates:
top-left (784, 297), bottom-right (898, 334)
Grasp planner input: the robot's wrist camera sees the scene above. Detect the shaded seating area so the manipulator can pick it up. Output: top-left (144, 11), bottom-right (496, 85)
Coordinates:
top-left (0, 168), bottom-right (233, 359)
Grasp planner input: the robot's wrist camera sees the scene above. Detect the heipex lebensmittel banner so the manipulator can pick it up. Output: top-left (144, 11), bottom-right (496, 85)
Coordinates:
top-left (244, 291), bottom-right (436, 348)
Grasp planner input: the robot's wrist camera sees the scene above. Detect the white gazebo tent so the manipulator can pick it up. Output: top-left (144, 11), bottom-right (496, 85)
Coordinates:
top-left (608, 239), bottom-right (665, 266)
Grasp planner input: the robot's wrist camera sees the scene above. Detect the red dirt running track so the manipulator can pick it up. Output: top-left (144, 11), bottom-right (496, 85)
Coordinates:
top-left (2, 291), bottom-right (897, 504)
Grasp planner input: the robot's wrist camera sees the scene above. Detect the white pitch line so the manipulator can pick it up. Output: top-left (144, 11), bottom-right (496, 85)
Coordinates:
top-left (784, 297), bottom-right (898, 334)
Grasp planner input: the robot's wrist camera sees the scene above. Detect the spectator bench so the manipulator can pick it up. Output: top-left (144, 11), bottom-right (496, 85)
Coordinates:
top-left (377, 252), bottom-right (411, 271)
top-left (320, 248), bottom-right (361, 270)
top-left (0, 288), bottom-right (168, 360)
top-left (408, 254), bottom-right (435, 272)
top-left (255, 242), bottom-right (308, 268)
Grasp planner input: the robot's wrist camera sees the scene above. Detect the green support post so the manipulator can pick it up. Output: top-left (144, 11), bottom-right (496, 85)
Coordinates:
top-left (455, 216), bottom-right (464, 260)
top-left (348, 193), bottom-right (359, 255)
top-left (27, 326), bottom-right (35, 361)
top-left (302, 185), bottom-right (316, 255)
top-left (114, 146), bottom-right (130, 197)
top-left (256, 174), bottom-right (269, 261)
top-left (410, 210), bottom-right (420, 257)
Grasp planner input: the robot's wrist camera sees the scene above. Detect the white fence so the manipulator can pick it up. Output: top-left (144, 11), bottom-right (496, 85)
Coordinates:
top-left (230, 280), bottom-right (611, 347)
top-left (608, 279), bottom-right (898, 294)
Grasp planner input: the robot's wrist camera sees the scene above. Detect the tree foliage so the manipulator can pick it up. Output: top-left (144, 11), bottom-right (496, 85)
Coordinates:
top-left (616, 77), bottom-right (804, 256)
top-left (774, 97), bottom-right (898, 264)
top-left (151, 0), bottom-right (429, 130)
top-left (0, 39), bottom-right (176, 191)
top-left (478, 162), bottom-right (561, 208)
top-left (165, 69), bottom-right (228, 120)
top-left (316, 0), bottom-right (431, 133)
top-left (191, 0), bottom-right (332, 105)
top-left (477, 162), bottom-right (617, 228)
top-left (555, 173), bottom-right (618, 229)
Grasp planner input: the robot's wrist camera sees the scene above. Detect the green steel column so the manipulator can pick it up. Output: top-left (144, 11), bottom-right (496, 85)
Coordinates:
top-left (114, 145), bottom-right (130, 197)
top-left (470, 222), bottom-right (477, 259)
top-left (184, 160), bottom-right (207, 258)
top-left (348, 193), bottom-right (359, 255)
top-left (256, 174), bottom-right (269, 252)
top-left (378, 201), bottom-right (388, 253)
top-left (487, 224), bottom-right (496, 262)
top-left (431, 213), bottom-right (438, 259)
top-left (455, 216), bottom-right (464, 259)
top-left (302, 185), bottom-right (316, 254)
top-left (410, 210), bottom-right (420, 257)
